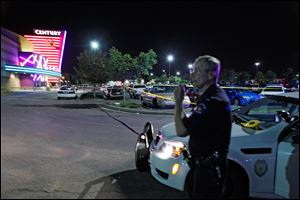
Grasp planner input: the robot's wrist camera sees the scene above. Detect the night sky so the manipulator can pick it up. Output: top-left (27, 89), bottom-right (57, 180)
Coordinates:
top-left (1, 1), bottom-right (299, 76)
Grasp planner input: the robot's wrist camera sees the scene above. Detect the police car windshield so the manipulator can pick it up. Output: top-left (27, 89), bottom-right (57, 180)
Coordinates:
top-left (263, 87), bottom-right (284, 91)
top-left (233, 97), bottom-right (299, 131)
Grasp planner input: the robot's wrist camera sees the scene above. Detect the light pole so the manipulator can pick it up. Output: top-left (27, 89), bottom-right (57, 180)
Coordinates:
top-left (167, 54), bottom-right (174, 78)
top-left (254, 62), bottom-right (261, 86)
top-left (90, 40), bottom-right (100, 99)
top-left (188, 64), bottom-right (193, 83)
top-left (254, 62), bottom-right (261, 74)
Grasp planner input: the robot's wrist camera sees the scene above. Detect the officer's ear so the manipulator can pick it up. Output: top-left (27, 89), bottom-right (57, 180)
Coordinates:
top-left (208, 71), bottom-right (215, 80)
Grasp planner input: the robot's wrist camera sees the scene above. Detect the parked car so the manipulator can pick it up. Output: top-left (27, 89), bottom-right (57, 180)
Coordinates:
top-left (284, 80), bottom-right (299, 91)
top-left (140, 84), bottom-right (191, 108)
top-left (128, 84), bottom-right (146, 99)
top-left (260, 85), bottom-right (286, 96)
top-left (223, 88), bottom-right (261, 106)
top-left (57, 86), bottom-right (77, 99)
top-left (103, 86), bottom-right (124, 100)
top-left (135, 92), bottom-right (299, 199)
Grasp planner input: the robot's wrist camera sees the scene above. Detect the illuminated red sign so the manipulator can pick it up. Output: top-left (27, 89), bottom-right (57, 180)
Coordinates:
top-left (24, 29), bottom-right (67, 74)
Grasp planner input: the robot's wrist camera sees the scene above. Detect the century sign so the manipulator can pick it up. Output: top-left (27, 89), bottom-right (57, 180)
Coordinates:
top-left (34, 29), bottom-right (62, 36)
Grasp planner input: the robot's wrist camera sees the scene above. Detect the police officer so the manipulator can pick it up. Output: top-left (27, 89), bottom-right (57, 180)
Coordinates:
top-left (174, 55), bottom-right (232, 199)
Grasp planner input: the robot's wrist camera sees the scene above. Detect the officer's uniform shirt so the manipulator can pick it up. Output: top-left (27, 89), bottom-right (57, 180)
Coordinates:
top-left (182, 84), bottom-right (232, 158)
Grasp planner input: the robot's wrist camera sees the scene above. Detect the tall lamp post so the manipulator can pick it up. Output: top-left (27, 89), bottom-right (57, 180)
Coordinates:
top-left (90, 40), bottom-right (100, 99)
top-left (254, 62), bottom-right (261, 71)
top-left (188, 64), bottom-right (193, 83)
top-left (254, 62), bottom-right (261, 88)
top-left (167, 54), bottom-right (174, 78)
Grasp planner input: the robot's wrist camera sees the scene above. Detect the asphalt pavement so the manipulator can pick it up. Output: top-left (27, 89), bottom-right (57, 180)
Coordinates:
top-left (1, 90), bottom-right (191, 199)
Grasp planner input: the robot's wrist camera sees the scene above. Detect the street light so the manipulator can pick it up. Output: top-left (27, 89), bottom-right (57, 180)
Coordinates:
top-left (90, 40), bottom-right (99, 50)
top-left (188, 63), bottom-right (193, 82)
top-left (254, 62), bottom-right (261, 72)
top-left (167, 54), bottom-right (174, 78)
top-left (176, 71), bottom-right (180, 76)
top-left (150, 73), bottom-right (154, 76)
top-left (90, 40), bottom-right (100, 99)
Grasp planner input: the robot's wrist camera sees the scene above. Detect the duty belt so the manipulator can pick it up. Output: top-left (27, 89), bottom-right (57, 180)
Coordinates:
top-left (194, 151), bottom-right (223, 167)
top-left (193, 151), bottom-right (224, 183)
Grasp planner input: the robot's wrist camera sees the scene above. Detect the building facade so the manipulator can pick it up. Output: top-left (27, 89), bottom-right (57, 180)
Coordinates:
top-left (1, 27), bottom-right (66, 90)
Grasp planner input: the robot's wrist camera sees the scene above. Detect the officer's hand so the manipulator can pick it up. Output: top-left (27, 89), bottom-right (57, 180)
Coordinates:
top-left (174, 85), bottom-right (184, 103)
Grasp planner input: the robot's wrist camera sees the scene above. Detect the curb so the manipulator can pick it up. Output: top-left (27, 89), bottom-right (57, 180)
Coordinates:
top-left (98, 102), bottom-right (174, 115)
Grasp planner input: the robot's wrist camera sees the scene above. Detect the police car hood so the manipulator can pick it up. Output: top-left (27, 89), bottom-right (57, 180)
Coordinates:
top-left (160, 122), bottom-right (252, 144)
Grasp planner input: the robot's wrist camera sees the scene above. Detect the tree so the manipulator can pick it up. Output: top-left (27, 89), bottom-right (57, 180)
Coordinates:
top-left (62, 73), bottom-right (78, 85)
top-left (136, 49), bottom-right (158, 81)
top-left (282, 67), bottom-right (295, 81)
top-left (265, 70), bottom-right (277, 83)
top-left (107, 47), bottom-right (137, 81)
top-left (220, 68), bottom-right (239, 84)
top-left (168, 75), bottom-right (189, 84)
top-left (155, 74), bottom-right (168, 84)
top-left (254, 71), bottom-right (265, 85)
top-left (73, 50), bottom-right (110, 85)
top-left (237, 71), bottom-right (252, 85)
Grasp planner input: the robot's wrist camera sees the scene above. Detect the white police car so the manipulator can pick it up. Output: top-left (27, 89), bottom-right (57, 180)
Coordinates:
top-left (57, 86), bottom-right (78, 99)
top-left (135, 92), bottom-right (299, 199)
top-left (141, 84), bottom-right (192, 108)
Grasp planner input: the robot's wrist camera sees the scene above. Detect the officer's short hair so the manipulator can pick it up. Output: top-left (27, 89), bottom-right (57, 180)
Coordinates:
top-left (194, 55), bottom-right (221, 82)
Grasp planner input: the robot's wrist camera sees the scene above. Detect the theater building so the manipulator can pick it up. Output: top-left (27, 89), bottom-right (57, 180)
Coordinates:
top-left (1, 27), bottom-right (67, 90)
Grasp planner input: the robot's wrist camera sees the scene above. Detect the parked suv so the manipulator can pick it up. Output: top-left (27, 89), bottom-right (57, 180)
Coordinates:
top-left (128, 84), bottom-right (146, 99)
top-left (104, 86), bottom-right (124, 100)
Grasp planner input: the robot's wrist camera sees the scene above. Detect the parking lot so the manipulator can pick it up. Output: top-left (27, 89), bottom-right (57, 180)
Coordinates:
top-left (1, 91), bottom-right (191, 199)
top-left (2, 90), bottom-right (298, 199)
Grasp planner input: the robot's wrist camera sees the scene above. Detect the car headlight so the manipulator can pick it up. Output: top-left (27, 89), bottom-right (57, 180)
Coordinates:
top-left (159, 141), bottom-right (184, 158)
